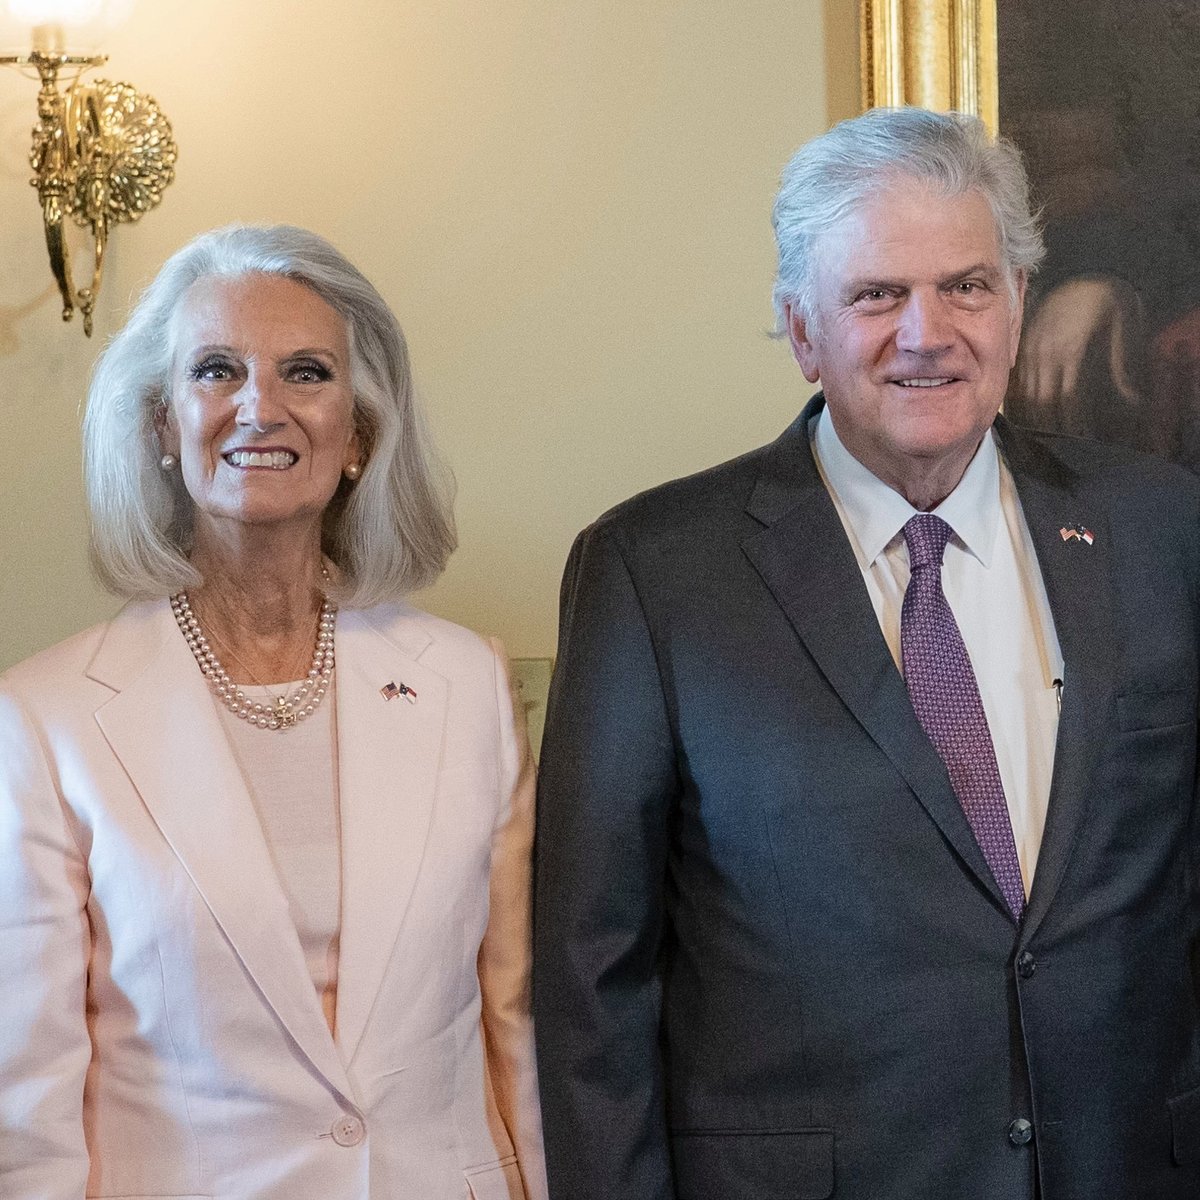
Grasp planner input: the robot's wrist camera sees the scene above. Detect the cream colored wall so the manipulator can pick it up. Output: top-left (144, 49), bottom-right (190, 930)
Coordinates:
top-left (0, 0), bottom-right (859, 672)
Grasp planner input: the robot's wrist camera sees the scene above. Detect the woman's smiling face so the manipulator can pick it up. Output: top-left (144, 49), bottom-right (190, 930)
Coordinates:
top-left (160, 273), bottom-right (360, 542)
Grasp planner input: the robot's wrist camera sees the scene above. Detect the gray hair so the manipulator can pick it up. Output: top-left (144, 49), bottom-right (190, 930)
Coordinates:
top-left (772, 107), bottom-right (1045, 328)
top-left (84, 224), bottom-right (456, 608)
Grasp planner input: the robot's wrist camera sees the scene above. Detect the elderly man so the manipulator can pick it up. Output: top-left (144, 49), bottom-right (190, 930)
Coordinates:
top-left (533, 108), bottom-right (1200, 1200)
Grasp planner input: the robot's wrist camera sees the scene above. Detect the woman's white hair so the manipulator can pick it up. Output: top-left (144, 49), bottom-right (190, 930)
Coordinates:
top-left (772, 107), bottom-right (1045, 329)
top-left (84, 223), bottom-right (456, 608)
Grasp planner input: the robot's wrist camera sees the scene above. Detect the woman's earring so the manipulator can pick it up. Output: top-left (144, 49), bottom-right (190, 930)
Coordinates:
top-left (160, 453), bottom-right (178, 470)
top-left (344, 462), bottom-right (362, 481)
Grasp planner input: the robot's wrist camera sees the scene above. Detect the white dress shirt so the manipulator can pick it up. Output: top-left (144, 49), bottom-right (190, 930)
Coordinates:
top-left (811, 407), bottom-right (1063, 893)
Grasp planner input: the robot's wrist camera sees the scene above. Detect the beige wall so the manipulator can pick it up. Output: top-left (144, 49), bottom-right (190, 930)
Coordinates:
top-left (0, 0), bottom-right (859, 672)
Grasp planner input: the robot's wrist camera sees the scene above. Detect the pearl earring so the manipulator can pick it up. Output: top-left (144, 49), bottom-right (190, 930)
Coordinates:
top-left (160, 454), bottom-right (178, 470)
top-left (344, 462), bottom-right (362, 481)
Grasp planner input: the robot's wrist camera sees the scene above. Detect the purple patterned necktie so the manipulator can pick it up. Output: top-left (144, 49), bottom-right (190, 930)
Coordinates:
top-left (901, 514), bottom-right (1026, 920)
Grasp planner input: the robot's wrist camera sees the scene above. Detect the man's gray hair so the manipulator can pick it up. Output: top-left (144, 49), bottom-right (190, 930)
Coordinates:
top-left (772, 107), bottom-right (1045, 328)
top-left (84, 224), bottom-right (456, 607)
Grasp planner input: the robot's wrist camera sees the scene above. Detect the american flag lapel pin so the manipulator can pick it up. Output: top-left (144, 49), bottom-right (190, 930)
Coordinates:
top-left (380, 680), bottom-right (418, 704)
top-left (1059, 524), bottom-right (1095, 545)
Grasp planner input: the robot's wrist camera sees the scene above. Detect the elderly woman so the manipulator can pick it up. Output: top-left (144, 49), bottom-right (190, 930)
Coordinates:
top-left (0, 226), bottom-right (547, 1200)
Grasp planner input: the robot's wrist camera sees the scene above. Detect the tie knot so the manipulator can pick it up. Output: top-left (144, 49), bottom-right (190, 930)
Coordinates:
top-left (903, 513), bottom-right (953, 570)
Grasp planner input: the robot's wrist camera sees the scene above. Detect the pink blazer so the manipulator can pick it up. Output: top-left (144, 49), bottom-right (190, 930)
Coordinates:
top-left (0, 599), bottom-right (548, 1200)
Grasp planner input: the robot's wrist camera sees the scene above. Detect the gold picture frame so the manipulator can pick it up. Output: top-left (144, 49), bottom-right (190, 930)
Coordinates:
top-left (860, 0), bottom-right (998, 134)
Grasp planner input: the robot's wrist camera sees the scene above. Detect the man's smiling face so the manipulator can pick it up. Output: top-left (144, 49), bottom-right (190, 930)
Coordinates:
top-left (786, 177), bottom-right (1025, 509)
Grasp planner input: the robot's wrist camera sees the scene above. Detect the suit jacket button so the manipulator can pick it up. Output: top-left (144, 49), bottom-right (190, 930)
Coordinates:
top-left (1017, 951), bottom-right (1037, 979)
top-left (1008, 1118), bottom-right (1034, 1146)
top-left (331, 1114), bottom-right (366, 1147)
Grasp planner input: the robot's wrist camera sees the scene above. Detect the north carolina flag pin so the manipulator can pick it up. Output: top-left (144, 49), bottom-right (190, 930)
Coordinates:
top-left (380, 681), bottom-right (418, 704)
top-left (1059, 525), bottom-right (1095, 545)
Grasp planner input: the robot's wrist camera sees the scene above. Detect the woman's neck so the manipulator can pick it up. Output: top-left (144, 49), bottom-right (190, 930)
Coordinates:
top-left (186, 529), bottom-right (331, 685)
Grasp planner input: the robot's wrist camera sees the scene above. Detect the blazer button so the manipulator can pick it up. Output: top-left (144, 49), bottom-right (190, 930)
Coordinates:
top-left (1008, 1118), bottom-right (1034, 1146)
top-left (1016, 951), bottom-right (1037, 979)
top-left (331, 1114), bottom-right (366, 1147)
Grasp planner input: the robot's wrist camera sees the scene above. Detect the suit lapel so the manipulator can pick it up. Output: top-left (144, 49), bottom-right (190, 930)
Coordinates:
top-left (996, 419), bottom-right (1116, 942)
top-left (88, 601), bottom-right (352, 1098)
top-left (742, 399), bottom-right (1011, 916)
top-left (332, 607), bottom-right (447, 1064)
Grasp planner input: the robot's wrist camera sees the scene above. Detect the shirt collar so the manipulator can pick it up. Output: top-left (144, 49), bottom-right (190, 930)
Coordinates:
top-left (812, 405), bottom-right (1001, 568)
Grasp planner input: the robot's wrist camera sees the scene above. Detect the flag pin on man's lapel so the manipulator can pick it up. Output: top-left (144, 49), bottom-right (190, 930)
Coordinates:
top-left (380, 681), bottom-right (418, 704)
top-left (1059, 524), bottom-right (1095, 545)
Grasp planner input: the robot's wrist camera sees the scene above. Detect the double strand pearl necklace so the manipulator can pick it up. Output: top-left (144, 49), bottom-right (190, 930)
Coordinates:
top-left (170, 582), bottom-right (336, 731)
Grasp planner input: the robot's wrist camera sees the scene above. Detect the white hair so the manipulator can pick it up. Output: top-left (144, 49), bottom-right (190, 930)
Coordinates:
top-left (84, 224), bottom-right (456, 607)
top-left (772, 107), bottom-right (1045, 328)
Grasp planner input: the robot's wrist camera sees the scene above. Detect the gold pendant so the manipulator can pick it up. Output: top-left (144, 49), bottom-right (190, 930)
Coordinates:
top-left (274, 696), bottom-right (297, 729)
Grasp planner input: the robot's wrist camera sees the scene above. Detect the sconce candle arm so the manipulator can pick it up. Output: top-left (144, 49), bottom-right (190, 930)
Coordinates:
top-left (0, 52), bottom-right (106, 68)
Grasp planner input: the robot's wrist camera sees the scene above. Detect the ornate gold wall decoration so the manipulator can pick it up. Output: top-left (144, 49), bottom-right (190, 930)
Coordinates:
top-left (2, 49), bottom-right (177, 337)
top-left (860, 0), bottom-right (998, 133)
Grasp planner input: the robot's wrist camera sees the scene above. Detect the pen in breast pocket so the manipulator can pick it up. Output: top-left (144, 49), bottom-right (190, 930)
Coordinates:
top-left (1052, 677), bottom-right (1064, 716)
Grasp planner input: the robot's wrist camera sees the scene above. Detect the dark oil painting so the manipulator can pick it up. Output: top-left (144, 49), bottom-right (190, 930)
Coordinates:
top-left (999, 0), bottom-right (1200, 471)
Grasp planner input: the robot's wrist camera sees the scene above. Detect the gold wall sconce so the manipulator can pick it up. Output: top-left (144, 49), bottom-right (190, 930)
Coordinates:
top-left (1, 3), bottom-right (177, 336)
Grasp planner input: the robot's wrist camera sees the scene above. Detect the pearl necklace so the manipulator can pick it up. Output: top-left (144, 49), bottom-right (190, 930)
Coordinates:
top-left (170, 588), bottom-right (336, 731)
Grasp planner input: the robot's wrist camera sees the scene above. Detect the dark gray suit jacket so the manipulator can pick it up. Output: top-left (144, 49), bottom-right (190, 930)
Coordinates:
top-left (533, 396), bottom-right (1200, 1200)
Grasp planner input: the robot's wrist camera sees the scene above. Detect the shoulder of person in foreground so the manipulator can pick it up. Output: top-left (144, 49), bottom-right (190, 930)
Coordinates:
top-left (350, 599), bottom-right (505, 672)
top-left (585, 416), bottom-right (804, 547)
top-left (0, 605), bottom-right (153, 718)
top-left (1000, 417), bottom-right (1200, 540)
top-left (1003, 414), bottom-right (1200, 485)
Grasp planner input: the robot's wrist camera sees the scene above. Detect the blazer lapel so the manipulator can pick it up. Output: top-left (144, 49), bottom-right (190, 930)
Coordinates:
top-left (741, 399), bottom-right (1012, 916)
top-left (996, 419), bottom-right (1117, 943)
top-left (88, 601), bottom-right (353, 1099)
top-left (332, 607), bottom-right (448, 1064)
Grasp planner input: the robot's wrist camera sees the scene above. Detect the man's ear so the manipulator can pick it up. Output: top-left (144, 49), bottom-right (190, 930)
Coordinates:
top-left (785, 302), bottom-right (822, 384)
